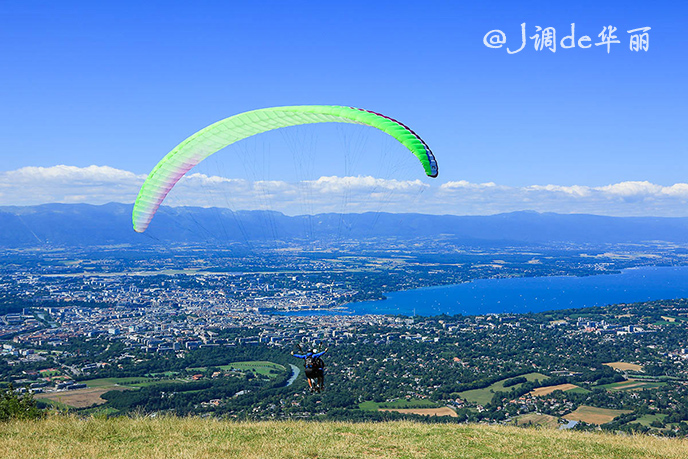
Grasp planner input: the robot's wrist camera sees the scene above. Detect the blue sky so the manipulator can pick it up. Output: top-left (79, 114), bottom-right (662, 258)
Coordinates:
top-left (1, 1), bottom-right (686, 215)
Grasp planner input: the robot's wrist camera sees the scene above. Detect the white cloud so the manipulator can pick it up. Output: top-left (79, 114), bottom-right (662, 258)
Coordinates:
top-left (661, 183), bottom-right (688, 197)
top-left (0, 165), bottom-right (145, 206)
top-left (596, 181), bottom-right (663, 198)
top-left (2, 165), bottom-right (688, 216)
top-left (4, 165), bottom-right (144, 183)
top-left (308, 176), bottom-right (428, 193)
top-left (185, 173), bottom-right (246, 186)
top-left (440, 180), bottom-right (500, 190)
top-left (525, 184), bottom-right (591, 197)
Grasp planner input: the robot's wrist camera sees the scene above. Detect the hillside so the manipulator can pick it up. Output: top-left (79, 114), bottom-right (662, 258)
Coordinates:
top-left (1, 417), bottom-right (687, 458)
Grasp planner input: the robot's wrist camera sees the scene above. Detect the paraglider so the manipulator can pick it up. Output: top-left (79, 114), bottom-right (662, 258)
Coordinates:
top-left (132, 105), bottom-right (438, 232)
top-left (292, 345), bottom-right (328, 393)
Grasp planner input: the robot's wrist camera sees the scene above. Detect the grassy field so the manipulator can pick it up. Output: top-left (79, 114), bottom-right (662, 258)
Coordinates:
top-left (1, 416), bottom-right (688, 458)
top-left (529, 383), bottom-right (582, 397)
top-left (598, 379), bottom-right (666, 391)
top-left (633, 414), bottom-right (667, 427)
top-left (567, 386), bottom-right (592, 394)
top-left (33, 397), bottom-right (72, 410)
top-left (188, 361), bottom-right (285, 377)
top-left (458, 373), bottom-right (548, 405)
top-left (359, 398), bottom-right (439, 411)
top-left (37, 377), bottom-right (186, 409)
top-left (39, 365), bottom-right (287, 410)
top-left (378, 407), bottom-right (458, 417)
top-left (222, 361), bottom-right (285, 377)
top-left (39, 369), bottom-right (61, 377)
top-left (564, 405), bottom-right (633, 425)
top-left (603, 362), bottom-right (644, 372)
top-left (512, 413), bottom-right (560, 429)
top-left (83, 377), bottom-right (155, 388)
top-left (35, 387), bottom-right (127, 409)
top-left (83, 377), bottom-right (182, 389)
top-left (655, 316), bottom-right (687, 325)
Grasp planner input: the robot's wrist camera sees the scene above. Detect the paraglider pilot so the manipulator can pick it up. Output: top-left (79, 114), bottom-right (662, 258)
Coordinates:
top-left (291, 347), bottom-right (328, 392)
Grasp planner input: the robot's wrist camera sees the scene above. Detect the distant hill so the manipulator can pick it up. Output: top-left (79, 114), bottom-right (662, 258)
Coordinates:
top-left (2, 202), bottom-right (688, 247)
top-left (0, 417), bottom-right (685, 458)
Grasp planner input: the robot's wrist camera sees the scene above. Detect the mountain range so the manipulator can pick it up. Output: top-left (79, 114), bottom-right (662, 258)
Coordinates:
top-left (1, 203), bottom-right (688, 247)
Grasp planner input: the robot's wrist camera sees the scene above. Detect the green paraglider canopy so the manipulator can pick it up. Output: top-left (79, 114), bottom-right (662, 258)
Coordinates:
top-left (133, 105), bottom-right (438, 232)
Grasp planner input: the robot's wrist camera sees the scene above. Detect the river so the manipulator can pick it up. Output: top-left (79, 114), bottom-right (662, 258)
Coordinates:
top-left (285, 364), bottom-right (300, 387)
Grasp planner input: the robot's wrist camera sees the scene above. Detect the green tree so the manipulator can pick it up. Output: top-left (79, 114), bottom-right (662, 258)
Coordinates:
top-left (0, 384), bottom-right (43, 421)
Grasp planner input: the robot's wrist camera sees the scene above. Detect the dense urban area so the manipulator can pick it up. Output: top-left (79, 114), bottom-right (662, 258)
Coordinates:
top-left (2, 240), bottom-right (688, 436)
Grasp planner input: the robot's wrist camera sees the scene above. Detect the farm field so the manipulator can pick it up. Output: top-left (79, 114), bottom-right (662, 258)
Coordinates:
top-left (599, 380), bottom-right (666, 391)
top-left (378, 407), bottom-right (458, 417)
top-left (603, 362), bottom-right (643, 372)
top-left (458, 373), bottom-right (549, 405)
top-left (563, 405), bottom-right (632, 425)
top-left (35, 387), bottom-right (127, 408)
top-left (529, 383), bottom-right (582, 397)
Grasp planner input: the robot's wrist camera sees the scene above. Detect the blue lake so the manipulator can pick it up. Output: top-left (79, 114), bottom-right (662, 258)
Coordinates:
top-left (280, 266), bottom-right (688, 317)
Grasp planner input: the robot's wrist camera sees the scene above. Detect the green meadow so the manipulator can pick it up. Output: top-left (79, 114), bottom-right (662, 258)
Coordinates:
top-left (188, 361), bottom-right (285, 377)
top-left (359, 398), bottom-right (440, 411)
top-left (1, 416), bottom-right (687, 459)
top-left (457, 372), bottom-right (549, 405)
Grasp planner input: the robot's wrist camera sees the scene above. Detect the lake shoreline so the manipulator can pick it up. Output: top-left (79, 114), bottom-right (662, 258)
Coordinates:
top-left (271, 266), bottom-right (688, 318)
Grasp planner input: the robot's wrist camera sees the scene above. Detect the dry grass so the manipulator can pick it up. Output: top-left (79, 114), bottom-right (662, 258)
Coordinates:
top-left (1, 416), bottom-right (688, 458)
top-left (529, 384), bottom-right (580, 397)
top-left (35, 387), bottom-right (125, 408)
top-left (613, 382), bottom-right (648, 390)
top-left (604, 362), bottom-right (644, 372)
top-left (513, 413), bottom-right (560, 429)
top-left (378, 407), bottom-right (458, 417)
top-left (564, 405), bottom-right (633, 425)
